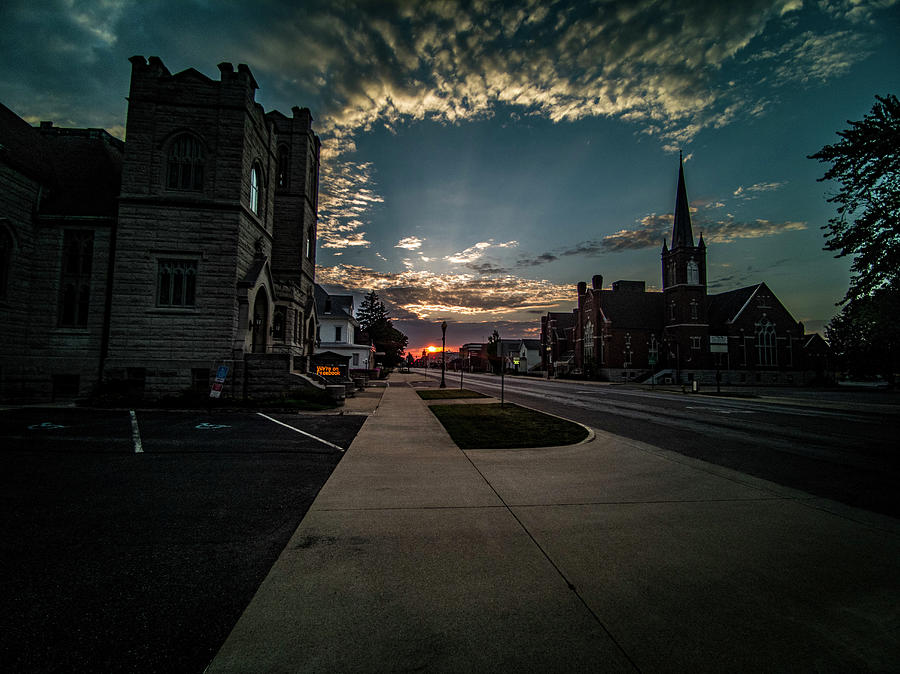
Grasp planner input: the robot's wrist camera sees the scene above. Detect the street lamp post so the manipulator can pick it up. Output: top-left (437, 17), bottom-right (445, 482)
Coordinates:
top-left (440, 321), bottom-right (447, 388)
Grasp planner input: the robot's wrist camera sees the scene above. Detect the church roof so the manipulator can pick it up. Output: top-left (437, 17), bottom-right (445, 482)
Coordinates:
top-left (706, 283), bottom-right (763, 327)
top-left (672, 154), bottom-right (694, 249)
top-left (599, 290), bottom-right (665, 330)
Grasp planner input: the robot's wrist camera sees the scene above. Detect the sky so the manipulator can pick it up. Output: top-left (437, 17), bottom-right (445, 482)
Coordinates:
top-left (2, 0), bottom-right (898, 354)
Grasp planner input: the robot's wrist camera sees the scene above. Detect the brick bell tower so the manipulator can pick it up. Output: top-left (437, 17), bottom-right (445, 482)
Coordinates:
top-left (661, 154), bottom-right (708, 377)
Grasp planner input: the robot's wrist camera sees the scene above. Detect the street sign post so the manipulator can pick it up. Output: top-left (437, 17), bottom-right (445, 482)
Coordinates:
top-left (210, 365), bottom-right (229, 398)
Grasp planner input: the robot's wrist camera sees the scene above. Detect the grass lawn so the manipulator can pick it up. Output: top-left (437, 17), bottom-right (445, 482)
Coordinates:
top-left (417, 388), bottom-right (489, 400)
top-left (429, 403), bottom-right (588, 449)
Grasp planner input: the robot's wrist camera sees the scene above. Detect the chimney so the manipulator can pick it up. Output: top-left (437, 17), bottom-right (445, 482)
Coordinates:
top-left (592, 274), bottom-right (603, 290)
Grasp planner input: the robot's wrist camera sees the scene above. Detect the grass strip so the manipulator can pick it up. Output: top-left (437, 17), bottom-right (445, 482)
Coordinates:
top-left (429, 403), bottom-right (588, 449)
top-left (417, 389), bottom-right (488, 400)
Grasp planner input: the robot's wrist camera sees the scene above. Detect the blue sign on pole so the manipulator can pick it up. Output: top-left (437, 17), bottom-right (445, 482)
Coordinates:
top-left (216, 365), bottom-right (229, 382)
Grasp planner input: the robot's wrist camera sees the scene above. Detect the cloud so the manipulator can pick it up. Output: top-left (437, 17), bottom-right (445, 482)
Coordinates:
top-left (395, 236), bottom-right (424, 250)
top-left (241, 0), bottom-right (837, 159)
top-left (733, 180), bottom-right (787, 198)
top-left (317, 158), bottom-right (382, 249)
top-left (444, 239), bottom-right (518, 264)
top-left (316, 263), bottom-right (574, 320)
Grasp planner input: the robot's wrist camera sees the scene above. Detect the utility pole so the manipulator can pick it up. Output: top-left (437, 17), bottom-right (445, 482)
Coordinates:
top-left (440, 321), bottom-right (447, 388)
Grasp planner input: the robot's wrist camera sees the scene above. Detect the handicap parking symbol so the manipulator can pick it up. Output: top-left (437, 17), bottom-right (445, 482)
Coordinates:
top-left (28, 421), bottom-right (66, 430)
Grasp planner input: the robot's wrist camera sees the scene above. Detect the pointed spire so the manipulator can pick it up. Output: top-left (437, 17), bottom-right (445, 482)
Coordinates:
top-left (672, 152), bottom-right (694, 249)
top-left (698, 232), bottom-right (705, 249)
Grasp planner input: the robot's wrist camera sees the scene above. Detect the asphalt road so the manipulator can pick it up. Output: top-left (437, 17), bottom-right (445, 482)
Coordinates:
top-left (0, 407), bottom-right (365, 672)
top-left (425, 370), bottom-right (900, 517)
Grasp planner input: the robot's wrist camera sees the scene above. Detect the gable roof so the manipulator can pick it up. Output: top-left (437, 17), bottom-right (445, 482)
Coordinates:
top-left (707, 283), bottom-right (762, 327)
top-left (598, 290), bottom-right (665, 330)
top-left (314, 284), bottom-right (355, 321)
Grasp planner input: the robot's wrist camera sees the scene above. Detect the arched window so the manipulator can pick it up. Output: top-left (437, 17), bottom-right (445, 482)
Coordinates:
top-left (157, 260), bottom-right (197, 307)
top-left (277, 146), bottom-right (290, 189)
top-left (166, 134), bottom-right (204, 191)
top-left (59, 230), bottom-right (93, 326)
top-left (0, 225), bottom-right (12, 299)
top-left (250, 164), bottom-right (261, 214)
top-left (687, 259), bottom-right (699, 285)
top-left (756, 320), bottom-right (776, 366)
top-left (583, 319), bottom-right (594, 361)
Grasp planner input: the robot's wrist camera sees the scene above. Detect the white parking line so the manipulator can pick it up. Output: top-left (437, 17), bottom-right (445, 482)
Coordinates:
top-left (255, 412), bottom-right (345, 452)
top-left (129, 410), bottom-right (143, 453)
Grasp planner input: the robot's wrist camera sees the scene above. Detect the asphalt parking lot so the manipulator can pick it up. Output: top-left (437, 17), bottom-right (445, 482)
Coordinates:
top-left (0, 407), bottom-right (366, 672)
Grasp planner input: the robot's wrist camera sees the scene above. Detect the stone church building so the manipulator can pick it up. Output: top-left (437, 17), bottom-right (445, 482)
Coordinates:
top-left (0, 56), bottom-right (321, 401)
top-left (542, 158), bottom-right (827, 385)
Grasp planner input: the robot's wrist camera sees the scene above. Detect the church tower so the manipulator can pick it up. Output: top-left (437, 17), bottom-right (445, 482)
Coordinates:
top-left (661, 155), bottom-right (709, 376)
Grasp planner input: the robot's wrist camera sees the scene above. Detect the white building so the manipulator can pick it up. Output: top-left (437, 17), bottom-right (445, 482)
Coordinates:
top-left (314, 285), bottom-right (375, 370)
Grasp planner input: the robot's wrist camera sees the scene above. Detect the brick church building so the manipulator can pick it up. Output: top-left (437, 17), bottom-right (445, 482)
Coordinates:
top-left (541, 157), bottom-right (828, 385)
top-left (0, 56), bottom-right (322, 401)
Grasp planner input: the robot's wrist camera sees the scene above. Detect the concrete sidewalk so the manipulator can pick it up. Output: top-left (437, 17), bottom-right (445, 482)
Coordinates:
top-left (208, 373), bottom-right (900, 672)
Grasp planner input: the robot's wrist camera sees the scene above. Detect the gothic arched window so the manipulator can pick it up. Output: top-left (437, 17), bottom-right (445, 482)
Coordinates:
top-left (756, 320), bottom-right (776, 366)
top-left (59, 230), bottom-right (93, 326)
top-left (687, 259), bottom-right (699, 285)
top-left (583, 319), bottom-right (594, 361)
top-left (166, 133), bottom-right (204, 191)
top-left (277, 145), bottom-right (290, 189)
top-left (250, 164), bottom-right (261, 214)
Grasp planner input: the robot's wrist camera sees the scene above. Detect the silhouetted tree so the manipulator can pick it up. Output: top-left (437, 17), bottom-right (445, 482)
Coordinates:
top-left (355, 289), bottom-right (408, 368)
top-left (356, 289), bottom-right (391, 332)
top-left (811, 94), bottom-right (899, 383)
top-left (810, 94), bottom-right (899, 303)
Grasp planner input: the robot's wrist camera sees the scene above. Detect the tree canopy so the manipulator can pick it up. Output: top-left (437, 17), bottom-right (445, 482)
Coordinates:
top-left (356, 289), bottom-right (391, 332)
top-left (809, 94), bottom-right (900, 304)
top-left (811, 94), bottom-right (899, 382)
top-left (355, 289), bottom-right (408, 368)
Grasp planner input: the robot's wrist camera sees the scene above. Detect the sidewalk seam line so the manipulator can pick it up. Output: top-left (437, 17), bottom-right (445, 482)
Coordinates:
top-left (458, 449), bottom-right (642, 673)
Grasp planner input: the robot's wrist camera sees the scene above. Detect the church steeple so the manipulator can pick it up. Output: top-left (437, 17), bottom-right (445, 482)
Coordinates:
top-left (672, 152), bottom-right (694, 249)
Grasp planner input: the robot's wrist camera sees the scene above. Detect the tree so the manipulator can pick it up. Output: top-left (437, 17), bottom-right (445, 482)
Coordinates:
top-left (356, 289), bottom-right (391, 332)
top-left (825, 291), bottom-right (900, 379)
top-left (811, 95), bottom-right (900, 383)
top-left (810, 94), bottom-right (900, 304)
top-left (487, 330), bottom-right (501, 374)
top-left (355, 289), bottom-right (408, 368)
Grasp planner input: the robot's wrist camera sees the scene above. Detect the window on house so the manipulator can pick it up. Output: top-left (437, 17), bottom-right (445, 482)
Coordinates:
top-left (0, 225), bottom-right (12, 299)
top-left (294, 311), bottom-right (302, 344)
top-left (157, 259), bottom-right (197, 307)
top-left (335, 325), bottom-right (342, 342)
top-left (353, 353), bottom-right (359, 366)
top-left (277, 146), bottom-right (290, 189)
top-left (756, 320), bottom-right (776, 366)
top-left (167, 134), bottom-right (204, 191)
top-left (306, 227), bottom-right (314, 259)
top-left (690, 300), bottom-right (699, 320)
top-left (250, 164), bottom-right (261, 214)
top-left (669, 302), bottom-right (677, 321)
top-left (691, 336), bottom-right (701, 350)
top-left (59, 230), bottom-right (93, 326)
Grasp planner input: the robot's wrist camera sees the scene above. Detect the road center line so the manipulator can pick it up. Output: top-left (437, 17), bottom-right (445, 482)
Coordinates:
top-left (129, 410), bottom-right (143, 454)
top-left (255, 412), bottom-right (344, 452)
